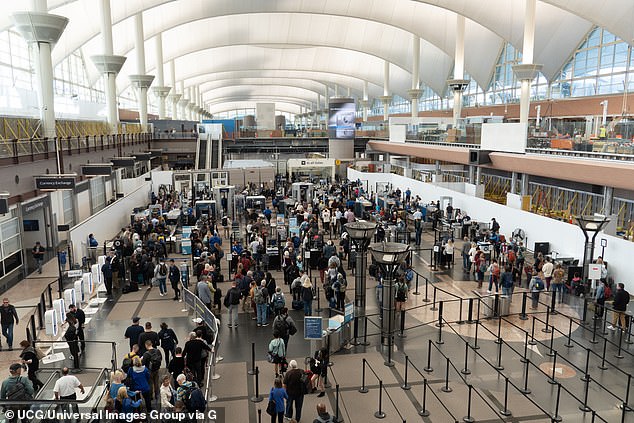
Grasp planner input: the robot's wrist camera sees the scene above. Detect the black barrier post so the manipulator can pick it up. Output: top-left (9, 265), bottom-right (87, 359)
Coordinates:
top-left (248, 342), bottom-right (256, 375)
top-left (413, 274), bottom-right (420, 295)
top-left (374, 380), bottom-right (385, 419)
top-left (520, 292), bottom-right (528, 320)
top-left (359, 358), bottom-right (368, 393)
top-left (461, 341), bottom-right (471, 375)
top-left (500, 377), bottom-right (512, 416)
top-left (521, 359), bottom-right (531, 394)
top-left (423, 276), bottom-right (430, 302)
top-left (431, 286), bottom-right (437, 311)
top-left (580, 374), bottom-right (592, 412)
top-left (473, 318), bottom-right (480, 350)
top-left (546, 326), bottom-right (555, 357)
top-left (581, 348), bottom-right (591, 382)
top-left (250, 366), bottom-right (263, 403)
top-left (548, 351), bottom-right (558, 385)
top-left (398, 309), bottom-right (406, 338)
top-left (441, 357), bottom-right (452, 393)
top-left (528, 316), bottom-right (537, 345)
top-left (467, 298), bottom-right (474, 324)
top-left (334, 384), bottom-right (342, 423)
top-left (352, 316), bottom-right (359, 345)
top-left (419, 378), bottom-right (430, 417)
top-left (495, 315), bottom-right (502, 344)
top-left (494, 339), bottom-right (504, 370)
top-left (521, 331), bottom-right (529, 364)
top-left (316, 286), bottom-right (322, 312)
top-left (564, 320), bottom-right (574, 348)
top-left (550, 290), bottom-right (558, 315)
top-left (464, 385), bottom-right (475, 423)
top-left (615, 327), bottom-right (624, 359)
top-left (457, 298), bottom-right (464, 324)
top-left (623, 374), bottom-right (632, 412)
top-left (436, 301), bottom-right (444, 327)
top-left (590, 317), bottom-right (599, 344)
top-left (29, 317), bottom-right (36, 342)
top-left (424, 339), bottom-right (433, 372)
top-left (542, 306), bottom-right (552, 333)
top-left (436, 316), bottom-right (444, 345)
top-left (552, 383), bottom-right (563, 422)
top-left (599, 338), bottom-right (609, 370)
top-left (402, 356), bottom-right (411, 390)
top-left (626, 319), bottom-right (633, 345)
top-left (361, 316), bottom-right (370, 346)
top-left (257, 409), bottom-right (261, 423)
top-left (602, 315), bottom-right (608, 335)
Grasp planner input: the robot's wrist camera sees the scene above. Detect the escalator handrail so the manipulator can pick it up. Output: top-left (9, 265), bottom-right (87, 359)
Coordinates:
top-left (0, 367), bottom-right (109, 405)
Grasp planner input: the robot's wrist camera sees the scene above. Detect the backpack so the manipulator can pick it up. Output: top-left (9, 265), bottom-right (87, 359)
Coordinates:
top-left (604, 285), bottom-right (612, 299)
top-left (122, 353), bottom-right (136, 373)
top-left (405, 269), bottom-right (414, 282)
top-left (534, 278), bottom-right (544, 291)
top-left (395, 283), bottom-right (407, 302)
top-left (300, 371), bottom-right (311, 394)
top-left (254, 287), bottom-right (265, 304)
top-left (148, 349), bottom-right (162, 371)
top-left (230, 289), bottom-right (241, 305)
top-left (159, 264), bottom-right (167, 276)
top-left (479, 262), bottom-right (487, 274)
top-left (273, 293), bottom-right (285, 309)
top-left (273, 316), bottom-right (289, 337)
top-left (187, 386), bottom-right (206, 412)
top-left (6, 377), bottom-right (32, 401)
top-left (221, 216), bottom-right (228, 226)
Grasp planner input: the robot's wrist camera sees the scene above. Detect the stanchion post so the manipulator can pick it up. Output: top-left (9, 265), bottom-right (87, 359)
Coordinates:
top-left (359, 358), bottom-right (368, 393)
top-left (374, 380), bottom-right (386, 419)
top-left (581, 348), bottom-right (591, 382)
top-left (565, 319), bottom-right (574, 348)
top-left (361, 316), bottom-right (370, 346)
top-left (458, 298), bottom-right (464, 324)
top-left (431, 286), bottom-right (437, 311)
top-left (423, 276), bottom-right (430, 302)
top-left (398, 309), bottom-right (407, 338)
top-left (248, 342), bottom-right (256, 375)
top-left (352, 316), bottom-right (359, 345)
top-left (494, 339), bottom-right (504, 370)
top-left (552, 383), bottom-right (563, 422)
top-left (316, 286), bottom-right (322, 312)
top-left (590, 317), bottom-right (599, 344)
top-left (579, 373), bottom-right (592, 412)
top-left (622, 374), bottom-right (632, 412)
top-left (463, 385), bottom-right (475, 423)
top-left (419, 378), bottom-right (430, 417)
top-left (473, 318), bottom-right (480, 350)
top-left (495, 315), bottom-right (502, 344)
top-left (402, 356), bottom-right (411, 390)
top-left (413, 274), bottom-right (420, 295)
top-left (441, 357), bottom-right (452, 393)
top-left (250, 366), bottom-right (263, 403)
top-left (521, 331), bottom-right (529, 364)
top-left (550, 290), bottom-right (558, 315)
top-left (546, 326), bottom-right (555, 357)
top-left (467, 298), bottom-right (474, 324)
top-left (461, 341), bottom-right (471, 375)
top-left (520, 359), bottom-right (531, 394)
top-left (615, 327), bottom-right (624, 359)
top-left (500, 377), bottom-right (512, 416)
top-left (424, 339), bottom-right (433, 373)
top-left (529, 316), bottom-right (537, 345)
top-left (542, 306), bottom-right (552, 333)
top-left (436, 301), bottom-right (444, 328)
top-left (547, 351), bottom-right (558, 385)
top-left (334, 384), bottom-right (342, 423)
top-left (580, 297), bottom-right (588, 326)
top-left (598, 338), bottom-right (609, 370)
top-left (520, 292), bottom-right (528, 320)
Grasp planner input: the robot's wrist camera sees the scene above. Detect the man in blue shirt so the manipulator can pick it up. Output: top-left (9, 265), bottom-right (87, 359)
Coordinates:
top-left (263, 207), bottom-right (272, 222)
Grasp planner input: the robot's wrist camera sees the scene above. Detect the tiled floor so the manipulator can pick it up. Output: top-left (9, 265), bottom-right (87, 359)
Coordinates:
top-left (7, 225), bottom-right (634, 423)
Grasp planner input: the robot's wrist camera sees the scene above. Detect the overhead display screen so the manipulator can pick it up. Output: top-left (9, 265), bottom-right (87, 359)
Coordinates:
top-left (328, 98), bottom-right (356, 139)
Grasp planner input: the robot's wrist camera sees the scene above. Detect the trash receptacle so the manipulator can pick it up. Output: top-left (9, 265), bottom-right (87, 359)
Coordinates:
top-left (482, 295), bottom-right (496, 318)
top-left (499, 296), bottom-right (511, 317)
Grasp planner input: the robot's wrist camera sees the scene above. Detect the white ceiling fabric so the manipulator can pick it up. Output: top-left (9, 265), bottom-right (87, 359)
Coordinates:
top-left (3, 0), bottom-right (633, 112)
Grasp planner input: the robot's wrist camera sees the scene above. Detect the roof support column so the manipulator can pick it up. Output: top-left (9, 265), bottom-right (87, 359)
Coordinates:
top-left (12, 1), bottom-right (68, 143)
top-left (168, 61), bottom-right (180, 119)
top-left (513, 0), bottom-right (542, 127)
top-left (178, 81), bottom-right (188, 121)
top-left (603, 186), bottom-right (613, 216)
top-left (151, 33), bottom-right (171, 120)
top-left (408, 35), bottom-right (422, 119)
top-left (380, 61), bottom-right (392, 121)
top-left (129, 13), bottom-right (154, 131)
top-left (91, 0), bottom-right (125, 134)
top-left (447, 15), bottom-right (469, 128)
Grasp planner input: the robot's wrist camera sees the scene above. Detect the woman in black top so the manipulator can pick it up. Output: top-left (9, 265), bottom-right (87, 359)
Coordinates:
top-left (19, 340), bottom-right (43, 391)
top-left (158, 322), bottom-right (178, 368)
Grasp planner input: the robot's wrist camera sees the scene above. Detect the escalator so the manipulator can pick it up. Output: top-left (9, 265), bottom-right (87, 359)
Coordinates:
top-left (0, 368), bottom-right (110, 423)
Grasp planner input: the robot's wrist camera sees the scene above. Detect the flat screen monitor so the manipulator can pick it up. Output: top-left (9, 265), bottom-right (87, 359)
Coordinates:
top-left (23, 219), bottom-right (40, 231)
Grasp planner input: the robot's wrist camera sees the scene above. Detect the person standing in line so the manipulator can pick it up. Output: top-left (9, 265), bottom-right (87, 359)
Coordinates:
top-left (67, 304), bottom-right (86, 353)
top-left (594, 280), bottom-right (606, 320)
top-left (158, 322), bottom-right (178, 368)
top-left (127, 356), bottom-right (152, 412)
top-left (32, 242), bottom-right (45, 274)
top-left (255, 280), bottom-right (270, 327)
top-left (141, 339), bottom-right (162, 401)
top-left (64, 315), bottom-right (80, 371)
top-left (87, 234), bottom-right (99, 266)
top-left (528, 271), bottom-right (545, 310)
top-left (53, 367), bottom-right (84, 415)
top-left (312, 403), bottom-right (333, 423)
top-left (183, 329), bottom-right (211, 386)
top-left (302, 278), bottom-right (313, 316)
top-left (608, 283), bottom-right (630, 331)
top-left (541, 257), bottom-right (554, 291)
top-left (124, 317), bottom-right (144, 350)
top-left (137, 322), bottom-right (159, 356)
top-left (101, 256), bottom-right (113, 296)
top-left (0, 299), bottom-right (18, 351)
top-left (268, 377), bottom-right (288, 423)
top-left (225, 281), bottom-right (241, 328)
top-left (196, 278), bottom-right (213, 310)
top-left (283, 360), bottom-right (306, 422)
top-left (461, 237), bottom-right (471, 271)
top-left (551, 264), bottom-right (566, 304)
top-left (18, 340), bottom-right (43, 391)
top-left (168, 259), bottom-right (181, 302)
top-left (154, 260), bottom-right (169, 297)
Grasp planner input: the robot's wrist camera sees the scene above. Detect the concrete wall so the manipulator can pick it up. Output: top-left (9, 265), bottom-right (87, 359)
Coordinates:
top-left (349, 168), bottom-right (634, 292)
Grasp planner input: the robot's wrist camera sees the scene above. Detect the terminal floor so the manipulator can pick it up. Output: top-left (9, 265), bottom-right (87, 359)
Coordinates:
top-left (4, 229), bottom-right (634, 422)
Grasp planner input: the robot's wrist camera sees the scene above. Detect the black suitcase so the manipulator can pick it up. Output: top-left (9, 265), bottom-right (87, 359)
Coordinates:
top-left (292, 300), bottom-right (303, 310)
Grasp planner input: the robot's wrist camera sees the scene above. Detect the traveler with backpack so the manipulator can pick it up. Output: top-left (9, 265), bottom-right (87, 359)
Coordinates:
top-left (101, 256), bottom-right (114, 295)
top-left (310, 347), bottom-right (329, 398)
top-left (271, 287), bottom-right (286, 316)
top-left (529, 271), bottom-right (545, 309)
top-left (159, 322), bottom-right (178, 368)
top-left (18, 340), bottom-right (43, 391)
top-left (224, 281), bottom-right (242, 328)
top-left (138, 322), bottom-right (159, 356)
top-left (273, 308), bottom-right (297, 352)
top-left (332, 274), bottom-right (347, 310)
top-left (168, 347), bottom-right (185, 388)
top-left (175, 373), bottom-right (206, 418)
top-left (268, 377), bottom-right (288, 423)
top-left (395, 278), bottom-right (408, 312)
top-left (168, 259), bottom-right (181, 302)
top-left (283, 360), bottom-right (307, 422)
top-left (608, 283), bottom-right (630, 331)
top-left (127, 356), bottom-right (153, 412)
top-left (487, 259), bottom-right (500, 293)
top-left (142, 340), bottom-right (163, 401)
top-left (255, 281), bottom-right (270, 327)
top-left (501, 266), bottom-right (514, 298)
top-left (594, 280), bottom-right (606, 319)
top-left (268, 331), bottom-right (287, 376)
top-left (155, 260), bottom-right (169, 297)
top-left (1, 363), bottom-right (34, 422)
top-left (183, 330), bottom-right (211, 386)
top-left (302, 278), bottom-right (314, 316)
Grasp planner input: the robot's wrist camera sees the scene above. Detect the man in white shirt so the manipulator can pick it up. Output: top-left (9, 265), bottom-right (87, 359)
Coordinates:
top-left (541, 258), bottom-right (554, 290)
top-left (321, 209), bottom-right (331, 233)
top-left (54, 367), bottom-right (85, 414)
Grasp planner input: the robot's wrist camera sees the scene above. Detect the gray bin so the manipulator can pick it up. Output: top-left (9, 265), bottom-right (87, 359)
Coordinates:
top-left (482, 295), bottom-right (496, 318)
top-left (499, 296), bottom-right (511, 317)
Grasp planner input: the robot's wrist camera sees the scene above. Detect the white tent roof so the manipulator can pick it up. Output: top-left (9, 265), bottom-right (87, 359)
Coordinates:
top-left (4, 0), bottom-right (633, 111)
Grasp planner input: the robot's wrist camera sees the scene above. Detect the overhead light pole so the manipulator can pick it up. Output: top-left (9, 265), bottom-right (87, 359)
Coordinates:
top-left (345, 221), bottom-right (377, 314)
top-left (574, 215), bottom-right (609, 283)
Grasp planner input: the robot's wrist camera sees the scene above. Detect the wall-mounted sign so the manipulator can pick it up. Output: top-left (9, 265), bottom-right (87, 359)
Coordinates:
top-left (81, 164), bottom-right (113, 176)
top-left (111, 157), bottom-right (136, 167)
top-left (35, 176), bottom-right (75, 190)
top-left (57, 224), bottom-right (70, 232)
